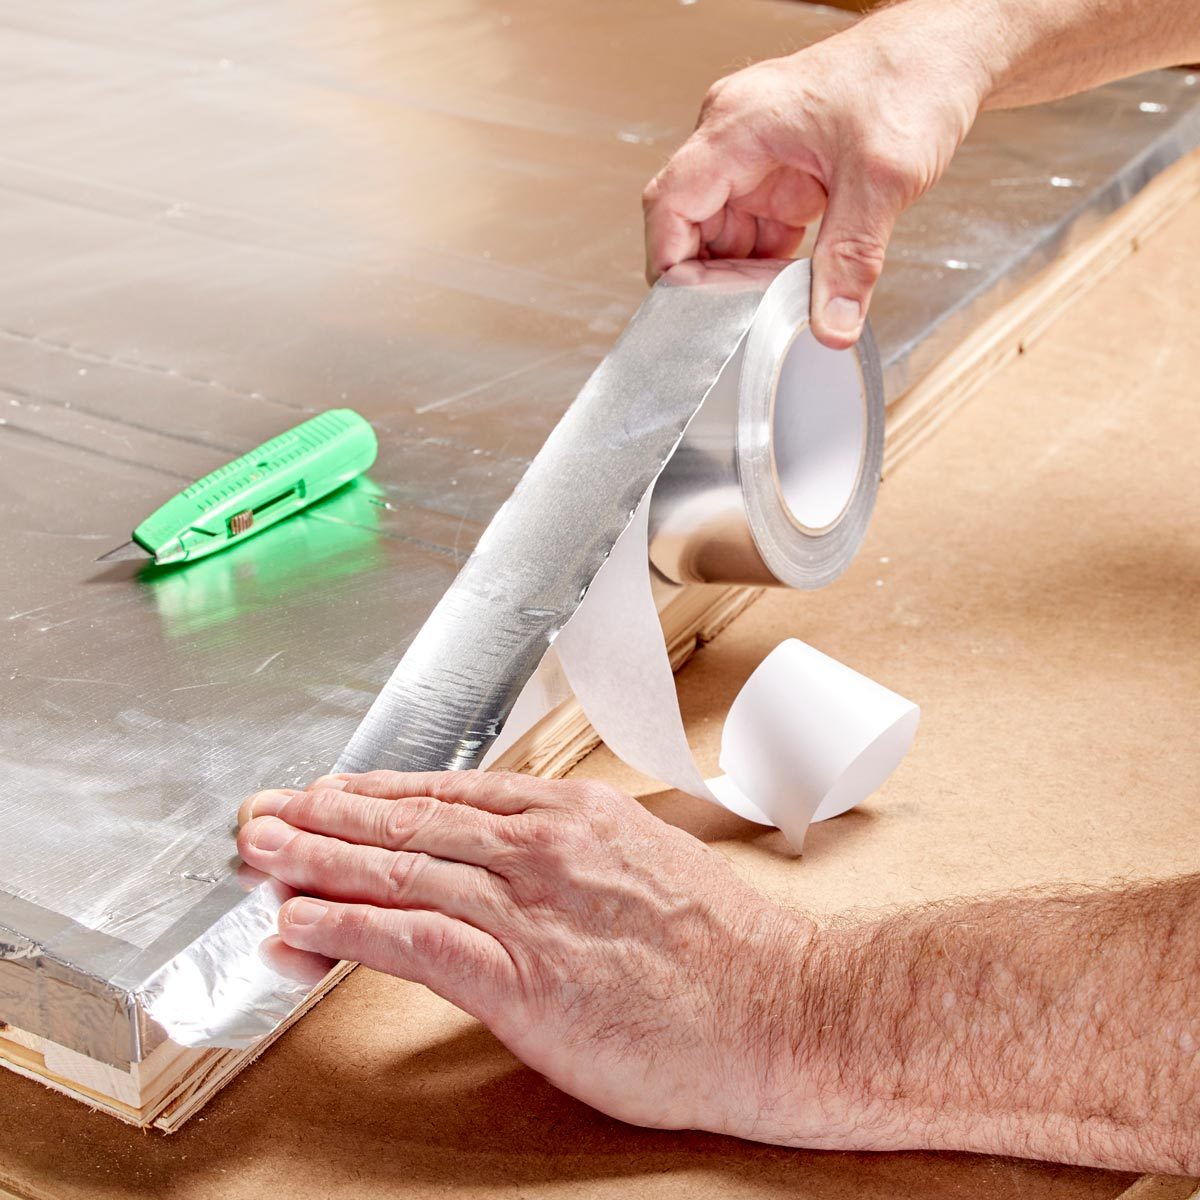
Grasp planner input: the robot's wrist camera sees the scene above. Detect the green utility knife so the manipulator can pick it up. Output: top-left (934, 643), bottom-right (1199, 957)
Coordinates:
top-left (98, 409), bottom-right (378, 566)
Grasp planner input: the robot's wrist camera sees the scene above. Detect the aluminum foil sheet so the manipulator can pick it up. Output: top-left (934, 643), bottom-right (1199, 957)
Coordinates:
top-left (2, 0), bottom-right (1200, 1066)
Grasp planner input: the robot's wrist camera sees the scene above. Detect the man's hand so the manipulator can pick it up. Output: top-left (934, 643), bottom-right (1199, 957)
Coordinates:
top-left (643, 6), bottom-right (990, 348)
top-left (239, 770), bottom-right (1200, 1172)
top-left (237, 771), bottom-right (823, 1141)
top-left (644, 0), bottom-right (1200, 348)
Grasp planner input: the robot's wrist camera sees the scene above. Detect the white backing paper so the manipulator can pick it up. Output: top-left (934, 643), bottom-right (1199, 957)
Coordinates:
top-left (550, 496), bottom-right (920, 849)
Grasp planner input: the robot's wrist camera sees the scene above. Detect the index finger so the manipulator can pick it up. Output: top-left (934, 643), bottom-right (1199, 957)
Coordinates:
top-left (643, 136), bottom-right (732, 282)
top-left (306, 769), bottom-right (554, 815)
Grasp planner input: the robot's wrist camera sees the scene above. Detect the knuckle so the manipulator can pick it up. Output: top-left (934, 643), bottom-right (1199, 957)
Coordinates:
top-left (385, 851), bottom-right (430, 901)
top-left (381, 807), bottom-right (411, 850)
top-left (701, 72), bottom-right (736, 111)
top-left (701, 64), bottom-right (766, 121)
top-left (450, 770), bottom-right (506, 806)
top-left (409, 918), bottom-right (456, 966)
top-left (575, 780), bottom-right (621, 810)
top-left (825, 233), bottom-right (887, 278)
top-left (486, 769), bottom-right (529, 790)
top-left (858, 143), bottom-right (917, 197)
top-left (422, 770), bottom-right (460, 794)
top-left (305, 785), bottom-right (342, 811)
top-left (699, 85), bottom-right (723, 117)
top-left (334, 904), bottom-right (373, 949)
top-left (381, 795), bottom-right (437, 849)
top-left (499, 812), bottom-right (580, 869)
top-left (479, 770), bottom-right (516, 788)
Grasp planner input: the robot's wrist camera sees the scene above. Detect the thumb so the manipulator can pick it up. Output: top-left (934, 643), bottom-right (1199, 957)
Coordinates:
top-left (809, 180), bottom-right (899, 350)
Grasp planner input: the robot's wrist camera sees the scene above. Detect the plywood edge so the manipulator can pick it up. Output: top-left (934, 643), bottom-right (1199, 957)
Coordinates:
top-left (0, 961), bottom-right (356, 1131)
top-left (0, 1025), bottom-right (161, 1125)
top-left (883, 146), bottom-right (1200, 475)
top-left (152, 959), bottom-right (356, 1132)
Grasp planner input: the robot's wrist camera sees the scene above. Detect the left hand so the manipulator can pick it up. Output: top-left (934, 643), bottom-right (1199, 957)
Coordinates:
top-left (237, 770), bottom-right (833, 1141)
top-left (642, 5), bottom-right (988, 349)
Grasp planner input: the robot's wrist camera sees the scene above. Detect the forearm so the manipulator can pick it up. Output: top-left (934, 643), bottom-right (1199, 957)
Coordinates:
top-left (872, 0), bottom-right (1200, 111)
top-left (817, 877), bottom-right (1200, 1168)
top-left (771, 876), bottom-right (1200, 1170)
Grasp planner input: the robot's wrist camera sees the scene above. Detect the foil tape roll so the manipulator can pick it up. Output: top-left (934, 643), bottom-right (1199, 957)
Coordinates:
top-left (547, 263), bottom-right (914, 848)
top-left (141, 257), bottom-right (909, 1049)
top-left (647, 259), bottom-right (884, 588)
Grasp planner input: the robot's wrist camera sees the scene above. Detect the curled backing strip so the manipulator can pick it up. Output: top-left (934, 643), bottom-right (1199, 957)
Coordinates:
top-left (555, 501), bottom-right (919, 849)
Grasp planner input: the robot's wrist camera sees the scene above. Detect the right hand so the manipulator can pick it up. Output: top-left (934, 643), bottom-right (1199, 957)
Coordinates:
top-left (238, 770), bottom-right (836, 1144)
top-left (642, 5), bottom-right (992, 348)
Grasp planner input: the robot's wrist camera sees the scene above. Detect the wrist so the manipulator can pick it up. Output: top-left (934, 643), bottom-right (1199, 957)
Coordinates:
top-left (746, 912), bottom-right (957, 1153)
top-left (731, 909), bottom-right (904, 1150)
top-left (856, 0), bottom-right (1002, 116)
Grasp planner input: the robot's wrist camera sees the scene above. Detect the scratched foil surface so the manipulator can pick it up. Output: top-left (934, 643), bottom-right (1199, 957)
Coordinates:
top-left (1, 0), bottom-right (1199, 1064)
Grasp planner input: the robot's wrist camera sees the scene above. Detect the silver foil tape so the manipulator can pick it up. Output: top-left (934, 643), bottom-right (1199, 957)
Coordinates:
top-left (142, 257), bottom-right (884, 1047)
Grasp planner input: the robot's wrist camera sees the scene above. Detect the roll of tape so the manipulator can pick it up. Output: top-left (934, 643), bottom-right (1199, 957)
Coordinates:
top-left (648, 259), bottom-right (885, 588)
top-left (494, 259), bottom-right (917, 851)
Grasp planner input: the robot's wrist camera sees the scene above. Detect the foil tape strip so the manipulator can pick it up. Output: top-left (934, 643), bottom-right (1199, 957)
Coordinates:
top-left (140, 258), bottom-right (883, 1047)
top-left (550, 269), bottom-right (916, 846)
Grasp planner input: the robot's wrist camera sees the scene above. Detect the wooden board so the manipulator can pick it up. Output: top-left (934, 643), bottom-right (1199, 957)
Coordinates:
top-left (6, 143), bottom-right (1200, 1137)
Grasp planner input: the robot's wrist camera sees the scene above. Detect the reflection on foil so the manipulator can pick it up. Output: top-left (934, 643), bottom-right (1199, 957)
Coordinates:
top-left (143, 478), bottom-right (387, 638)
top-left (136, 873), bottom-right (335, 1051)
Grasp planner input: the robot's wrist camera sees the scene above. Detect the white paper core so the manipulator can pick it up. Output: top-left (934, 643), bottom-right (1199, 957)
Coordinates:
top-left (772, 332), bottom-right (865, 533)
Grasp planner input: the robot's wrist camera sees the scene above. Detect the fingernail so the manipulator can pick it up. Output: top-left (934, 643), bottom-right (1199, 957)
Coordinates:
top-left (309, 773), bottom-right (349, 790)
top-left (822, 296), bottom-right (861, 336)
top-left (237, 789), bottom-right (295, 827)
top-left (252, 788), bottom-right (295, 816)
top-left (247, 816), bottom-right (294, 853)
top-left (285, 899), bottom-right (327, 927)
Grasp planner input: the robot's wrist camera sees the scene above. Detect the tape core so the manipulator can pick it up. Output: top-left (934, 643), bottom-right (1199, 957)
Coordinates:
top-left (770, 327), bottom-right (867, 536)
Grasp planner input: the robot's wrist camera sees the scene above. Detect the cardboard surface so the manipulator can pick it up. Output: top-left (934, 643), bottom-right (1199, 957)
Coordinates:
top-left (2, 198), bottom-right (1199, 1200)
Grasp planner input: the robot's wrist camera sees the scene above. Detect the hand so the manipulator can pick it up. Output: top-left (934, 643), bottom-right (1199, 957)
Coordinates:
top-left (237, 771), bottom-right (825, 1141)
top-left (237, 771), bottom-right (1200, 1169)
top-left (642, 4), bottom-right (991, 348)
